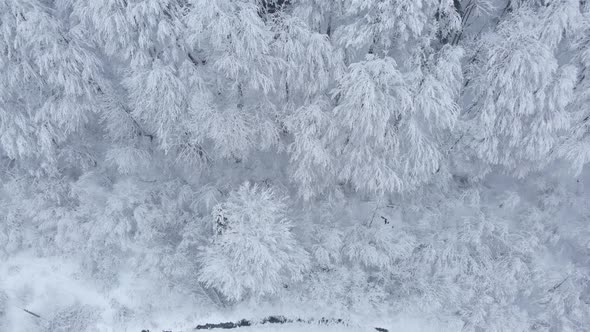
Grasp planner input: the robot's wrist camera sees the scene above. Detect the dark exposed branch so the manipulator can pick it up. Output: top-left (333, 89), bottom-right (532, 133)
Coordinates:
top-left (548, 276), bottom-right (569, 293)
top-left (259, 0), bottom-right (291, 15)
top-left (20, 308), bottom-right (42, 319)
top-left (187, 52), bottom-right (206, 67)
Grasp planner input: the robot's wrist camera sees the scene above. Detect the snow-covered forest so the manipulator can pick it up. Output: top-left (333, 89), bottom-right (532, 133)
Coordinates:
top-left (1, 0), bottom-right (590, 331)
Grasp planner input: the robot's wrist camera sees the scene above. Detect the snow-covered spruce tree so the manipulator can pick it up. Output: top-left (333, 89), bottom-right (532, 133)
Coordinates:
top-left (463, 2), bottom-right (580, 178)
top-left (73, 0), bottom-right (201, 167)
top-left (559, 1), bottom-right (590, 174)
top-left (183, 0), bottom-right (283, 162)
top-left (328, 55), bottom-right (413, 194)
top-left (285, 97), bottom-right (337, 200)
top-left (292, 0), bottom-right (343, 36)
top-left (324, 46), bottom-right (463, 194)
top-left (280, 0), bottom-right (465, 197)
top-left (198, 183), bottom-right (310, 302)
top-left (0, 0), bottom-right (103, 177)
top-left (269, 12), bottom-right (340, 102)
top-left (270, 7), bottom-right (343, 199)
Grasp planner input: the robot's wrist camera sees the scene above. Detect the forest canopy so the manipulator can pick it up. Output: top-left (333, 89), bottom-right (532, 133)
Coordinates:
top-left (1, 0), bottom-right (590, 331)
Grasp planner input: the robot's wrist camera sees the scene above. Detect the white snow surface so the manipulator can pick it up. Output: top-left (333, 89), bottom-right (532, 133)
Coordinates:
top-left (1, 253), bottom-right (461, 332)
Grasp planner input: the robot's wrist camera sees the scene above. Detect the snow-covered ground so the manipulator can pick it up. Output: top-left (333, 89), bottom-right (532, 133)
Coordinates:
top-left (1, 253), bottom-right (461, 332)
top-left (1, 253), bottom-right (201, 332)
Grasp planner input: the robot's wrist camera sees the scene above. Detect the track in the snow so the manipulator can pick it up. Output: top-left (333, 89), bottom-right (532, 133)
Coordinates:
top-left (192, 316), bottom-right (389, 331)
